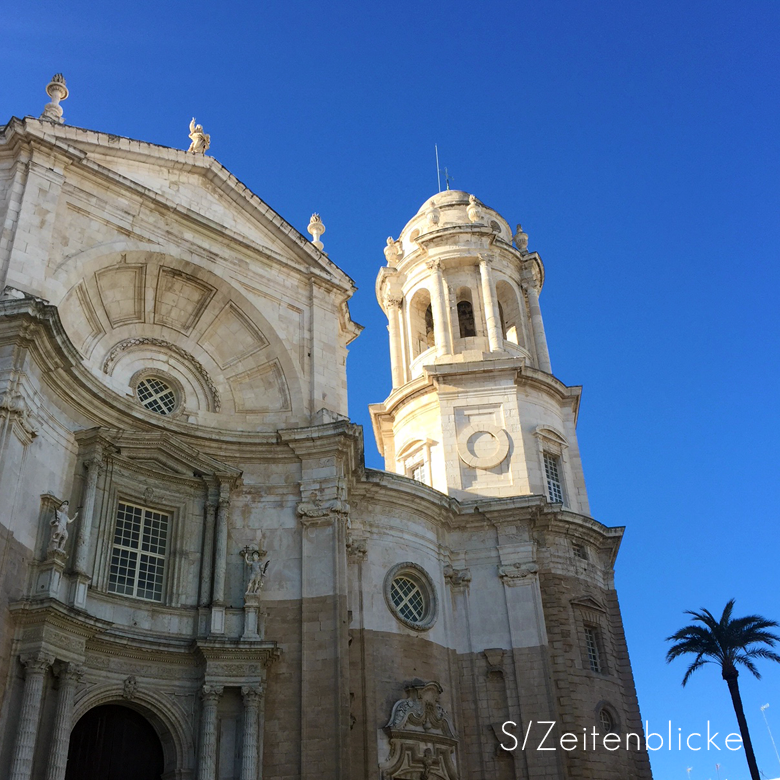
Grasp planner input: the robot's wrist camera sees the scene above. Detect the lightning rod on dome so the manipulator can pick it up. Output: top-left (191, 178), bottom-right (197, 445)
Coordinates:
top-left (435, 144), bottom-right (442, 193)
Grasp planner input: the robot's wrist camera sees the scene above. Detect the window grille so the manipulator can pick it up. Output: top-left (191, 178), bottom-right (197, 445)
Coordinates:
top-left (109, 501), bottom-right (169, 602)
top-left (599, 708), bottom-right (615, 734)
top-left (136, 377), bottom-right (177, 415)
top-left (408, 462), bottom-right (427, 485)
top-left (573, 543), bottom-right (588, 561)
top-left (543, 452), bottom-right (564, 504)
top-left (584, 626), bottom-right (602, 672)
top-left (390, 576), bottom-right (426, 624)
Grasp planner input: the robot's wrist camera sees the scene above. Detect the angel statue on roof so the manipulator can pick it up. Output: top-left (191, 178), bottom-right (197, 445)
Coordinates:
top-left (187, 118), bottom-right (210, 155)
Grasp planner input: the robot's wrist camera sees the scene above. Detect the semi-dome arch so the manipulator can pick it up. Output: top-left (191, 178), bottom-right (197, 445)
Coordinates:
top-left (54, 247), bottom-right (306, 425)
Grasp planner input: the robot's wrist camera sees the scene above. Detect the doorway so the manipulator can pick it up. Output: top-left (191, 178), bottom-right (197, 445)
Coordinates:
top-left (65, 703), bottom-right (164, 780)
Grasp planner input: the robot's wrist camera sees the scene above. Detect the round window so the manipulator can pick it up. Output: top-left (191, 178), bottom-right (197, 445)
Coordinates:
top-left (384, 563), bottom-right (437, 631)
top-left (599, 707), bottom-right (616, 734)
top-left (135, 376), bottom-right (178, 415)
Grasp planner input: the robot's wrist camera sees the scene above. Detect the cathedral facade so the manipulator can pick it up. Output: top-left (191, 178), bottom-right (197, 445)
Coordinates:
top-left (0, 82), bottom-right (652, 779)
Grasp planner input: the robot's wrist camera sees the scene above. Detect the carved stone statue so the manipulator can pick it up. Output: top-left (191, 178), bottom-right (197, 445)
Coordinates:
top-left (384, 237), bottom-right (402, 265)
top-left (467, 194), bottom-right (481, 224)
top-left (187, 118), bottom-right (211, 154)
top-left (244, 550), bottom-right (270, 594)
top-left (49, 501), bottom-right (78, 554)
top-left (122, 675), bottom-right (137, 700)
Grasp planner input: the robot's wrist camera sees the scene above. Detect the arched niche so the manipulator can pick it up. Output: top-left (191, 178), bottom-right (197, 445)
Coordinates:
top-left (407, 287), bottom-right (434, 359)
top-left (52, 243), bottom-right (305, 426)
top-left (495, 280), bottom-right (525, 347)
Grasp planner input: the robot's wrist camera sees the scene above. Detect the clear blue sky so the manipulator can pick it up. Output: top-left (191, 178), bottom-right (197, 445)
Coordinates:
top-left (4, 2), bottom-right (780, 777)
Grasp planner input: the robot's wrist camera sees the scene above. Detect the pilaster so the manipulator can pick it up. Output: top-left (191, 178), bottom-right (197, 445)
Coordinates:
top-left (522, 278), bottom-right (552, 373)
top-left (9, 653), bottom-right (53, 780)
top-left (196, 684), bottom-right (223, 780)
top-left (478, 255), bottom-right (503, 352)
top-left (427, 259), bottom-right (452, 357)
top-left (44, 663), bottom-right (83, 780)
top-left (241, 684), bottom-right (264, 780)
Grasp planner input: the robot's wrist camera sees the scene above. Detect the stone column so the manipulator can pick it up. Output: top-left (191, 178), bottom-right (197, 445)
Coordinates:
top-left (199, 501), bottom-right (217, 607)
top-left (478, 256), bottom-right (503, 352)
top-left (212, 496), bottom-right (229, 604)
top-left (523, 282), bottom-right (552, 373)
top-left (197, 684), bottom-right (223, 780)
top-left (72, 455), bottom-right (102, 575)
top-left (45, 663), bottom-right (83, 780)
top-left (385, 295), bottom-right (404, 388)
top-left (10, 653), bottom-right (53, 780)
top-left (241, 685), bottom-right (263, 780)
top-left (210, 484), bottom-right (231, 634)
top-left (427, 259), bottom-right (452, 356)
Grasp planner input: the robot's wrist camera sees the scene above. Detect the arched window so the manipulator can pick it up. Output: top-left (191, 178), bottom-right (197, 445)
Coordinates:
top-left (496, 280), bottom-right (525, 347)
top-left (457, 301), bottom-right (476, 338)
top-left (408, 289), bottom-right (434, 358)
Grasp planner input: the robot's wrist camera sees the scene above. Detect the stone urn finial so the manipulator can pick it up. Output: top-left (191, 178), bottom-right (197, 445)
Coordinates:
top-left (40, 73), bottom-right (69, 123)
top-left (514, 223), bottom-right (529, 253)
top-left (308, 213), bottom-right (326, 251)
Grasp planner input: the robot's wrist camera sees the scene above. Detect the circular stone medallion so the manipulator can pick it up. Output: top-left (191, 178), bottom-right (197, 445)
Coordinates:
top-left (456, 423), bottom-right (510, 469)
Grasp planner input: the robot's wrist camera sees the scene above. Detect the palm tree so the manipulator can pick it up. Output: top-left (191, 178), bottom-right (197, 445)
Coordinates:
top-left (666, 599), bottom-right (780, 780)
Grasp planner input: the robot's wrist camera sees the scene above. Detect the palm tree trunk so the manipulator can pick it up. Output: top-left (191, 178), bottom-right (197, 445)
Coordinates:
top-left (724, 671), bottom-right (761, 780)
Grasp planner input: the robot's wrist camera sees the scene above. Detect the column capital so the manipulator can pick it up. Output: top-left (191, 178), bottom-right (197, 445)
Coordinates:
top-left (477, 252), bottom-right (493, 267)
top-left (83, 448), bottom-right (106, 474)
top-left (241, 684), bottom-right (264, 705)
top-left (425, 257), bottom-right (443, 272)
top-left (520, 278), bottom-right (539, 294)
top-left (200, 683), bottom-right (224, 702)
top-left (384, 292), bottom-right (403, 310)
top-left (20, 653), bottom-right (54, 675)
top-left (55, 662), bottom-right (84, 684)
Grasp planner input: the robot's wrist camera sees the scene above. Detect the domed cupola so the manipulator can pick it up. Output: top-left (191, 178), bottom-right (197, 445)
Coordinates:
top-left (371, 192), bottom-right (588, 507)
top-left (376, 191), bottom-right (551, 389)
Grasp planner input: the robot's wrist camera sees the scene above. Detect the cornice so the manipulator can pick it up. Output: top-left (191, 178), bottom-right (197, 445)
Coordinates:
top-left (9, 598), bottom-right (113, 637)
top-left (1, 117), bottom-right (355, 294)
top-left (0, 296), bottom-right (307, 450)
top-left (193, 638), bottom-right (281, 666)
top-left (278, 418), bottom-right (363, 465)
top-left (355, 472), bottom-right (625, 546)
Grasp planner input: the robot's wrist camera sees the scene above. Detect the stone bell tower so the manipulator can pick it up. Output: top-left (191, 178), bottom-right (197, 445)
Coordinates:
top-left (370, 190), bottom-right (590, 509)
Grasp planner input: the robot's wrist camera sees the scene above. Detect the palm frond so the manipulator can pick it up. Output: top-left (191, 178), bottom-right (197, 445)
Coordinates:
top-left (681, 656), bottom-right (709, 687)
top-left (735, 653), bottom-right (760, 679)
top-left (666, 600), bottom-right (780, 687)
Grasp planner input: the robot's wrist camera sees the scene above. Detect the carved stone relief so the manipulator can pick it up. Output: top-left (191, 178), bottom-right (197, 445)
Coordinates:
top-left (381, 681), bottom-right (459, 780)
